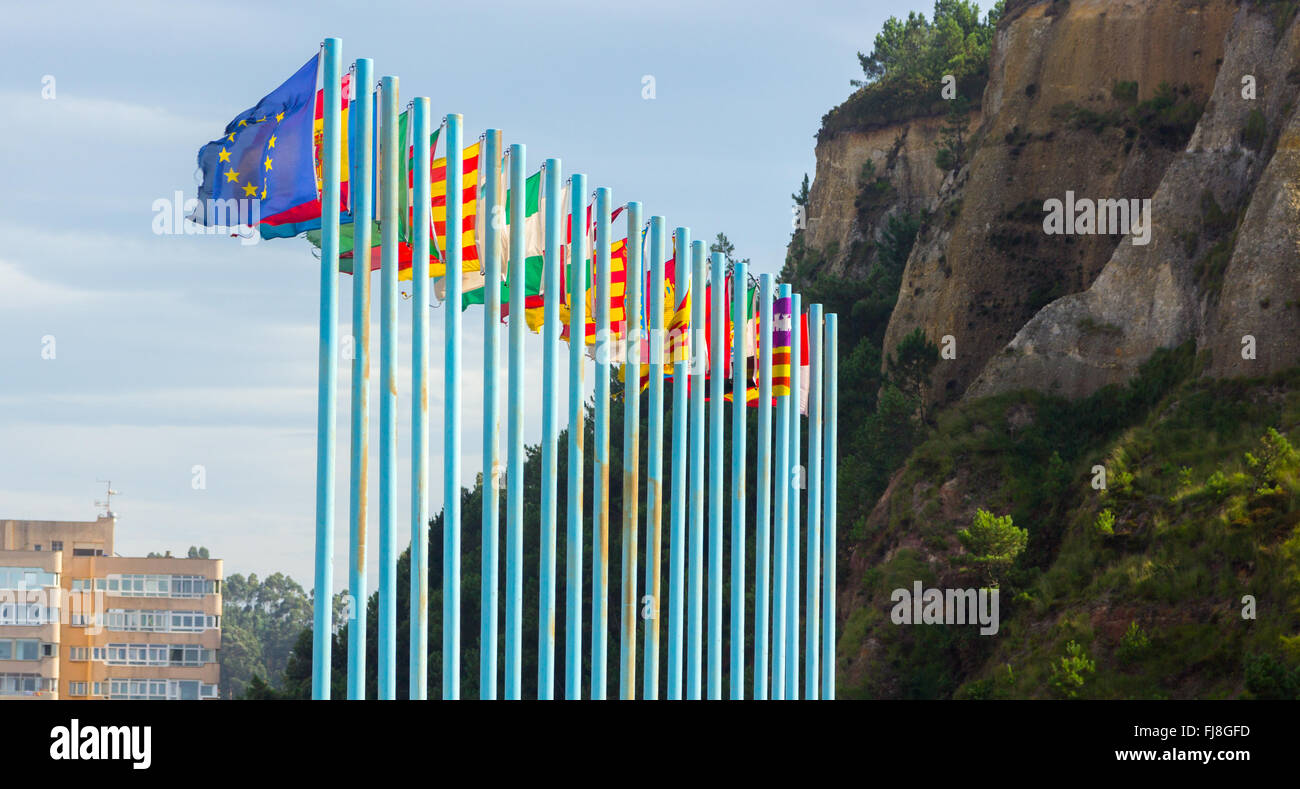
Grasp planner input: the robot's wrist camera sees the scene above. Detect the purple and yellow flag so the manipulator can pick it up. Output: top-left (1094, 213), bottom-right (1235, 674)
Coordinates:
top-left (772, 294), bottom-right (793, 396)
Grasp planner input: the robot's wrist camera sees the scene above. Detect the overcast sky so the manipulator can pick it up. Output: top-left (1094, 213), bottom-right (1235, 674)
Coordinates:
top-left (0, 0), bottom-right (933, 589)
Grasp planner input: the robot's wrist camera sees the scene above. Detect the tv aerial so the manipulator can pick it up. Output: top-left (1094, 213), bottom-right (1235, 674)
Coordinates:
top-left (94, 479), bottom-right (120, 517)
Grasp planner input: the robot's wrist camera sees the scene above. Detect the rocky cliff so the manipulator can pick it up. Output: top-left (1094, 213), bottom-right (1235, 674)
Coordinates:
top-left (798, 0), bottom-right (1299, 403)
top-left (970, 1), bottom-right (1300, 398)
top-left (801, 0), bottom-right (1300, 700)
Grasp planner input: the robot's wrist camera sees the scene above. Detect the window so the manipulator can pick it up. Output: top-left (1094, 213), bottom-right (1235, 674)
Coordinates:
top-left (16, 640), bottom-right (39, 661)
top-left (69, 682), bottom-right (87, 696)
top-left (41, 643), bottom-right (53, 658)
top-left (69, 646), bottom-right (89, 661)
top-left (0, 604), bottom-right (55, 625)
top-left (0, 567), bottom-right (58, 589)
top-left (0, 641), bottom-right (9, 660)
top-left (72, 548), bottom-right (101, 557)
top-left (105, 609), bottom-right (212, 633)
top-left (108, 678), bottom-right (168, 700)
top-left (105, 643), bottom-right (213, 667)
top-left (102, 574), bottom-right (213, 599)
top-left (33, 545), bottom-right (41, 551)
top-left (170, 611), bottom-right (208, 632)
top-left (51, 541), bottom-right (63, 551)
top-left (92, 682), bottom-right (104, 696)
top-left (0, 673), bottom-right (55, 695)
top-left (92, 647), bottom-right (106, 661)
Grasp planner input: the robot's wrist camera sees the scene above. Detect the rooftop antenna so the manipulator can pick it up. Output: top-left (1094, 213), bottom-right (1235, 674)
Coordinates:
top-left (94, 479), bottom-right (120, 518)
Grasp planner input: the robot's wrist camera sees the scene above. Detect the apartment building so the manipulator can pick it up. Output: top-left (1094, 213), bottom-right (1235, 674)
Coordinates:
top-left (0, 514), bottom-right (222, 700)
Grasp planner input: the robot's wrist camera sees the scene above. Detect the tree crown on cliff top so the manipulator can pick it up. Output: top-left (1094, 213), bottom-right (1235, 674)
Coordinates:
top-left (823, 1), bottom-right (1001, 139)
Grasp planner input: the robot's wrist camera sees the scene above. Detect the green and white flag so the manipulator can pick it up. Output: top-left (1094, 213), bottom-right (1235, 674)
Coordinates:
top-left (461, 165), bottom-right (548, 331)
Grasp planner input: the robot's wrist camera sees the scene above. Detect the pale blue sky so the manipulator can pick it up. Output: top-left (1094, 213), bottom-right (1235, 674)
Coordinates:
top-left (0, 0), bottom-right (934, 588)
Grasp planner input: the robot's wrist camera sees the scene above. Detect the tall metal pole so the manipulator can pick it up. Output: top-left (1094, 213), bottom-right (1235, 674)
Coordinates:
top-left (565, 173), bottom-right (587, 700)
top-left (686, 237), bottom-right (705, 700)
top-left (618, 201), bottom-right (643, 700)
top-left (345, 56), bottom-right (373, 701)
top-left (505, 143), bottom-right (527, 700)
top-left (730, 259), bottom-right (748, 699)
top-left (822, 314), bottom-right (838, 700)
top-left (591, 186), bottom-right (613, 699)
top-left (804, 303), bottom-right (823, 699)
top-left (480, 128), bottom-right (503, 700)
top-left (753, 273), bottom-right (774, 700)
top-left (442, 112), bottom-right (464, 700)
top-left (643, 215), bottom-right (666, 700)
top-left (538, 159), bottom-right (562, 699)
top-left (707, 249), bottom-right (725, 699)
top-left (408, 97), bottom-right (433, 700)
top-left (771, 283), bottom-right (791, 699)
top-left (376, 73), bottom-right (399, 701)
top-left (786, 292), bottom-right (802, 699)
top-left (667, 226), bottom-right (689, 700)
top-left (312, 37), bottom-right (343, 701)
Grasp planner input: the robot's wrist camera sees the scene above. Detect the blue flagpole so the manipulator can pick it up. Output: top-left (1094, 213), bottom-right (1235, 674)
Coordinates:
top-left (753, 273), bottom-right (774, 700)
top-left (771, 282), bottom-right (791, 700)
top-left (804, 303), bottom-right (823, 699)
top-left (707, 249), bottom-right (725, 700)
top-left (667, 226), bottom-right (689, 701)
top-left (591, 186), bottom-right (613, 699)
top-left (538, 158), bottom-right (562, 699)
top-left (619, 201), bottom-right (643, 700)
top-left (312, 36), bottom-right (343, 701)
top-left (345, 56), bottom-right (373, 701)
top-left (643, 215), bottom-right (667, 700)
top-left (376, 73), bottom-right (399, 702)
top-left (408, 97), bottom-right (433, 701)
top-left (505, 143), bottom-right (526, 700)
top-left (442, 112), bottom-right (464, 700)
top-left (479, 128), bottom-right (503, 700)
top-left (565, 172), bottom-right (587, 700)
top-left (686, 237), bottom-right (705, 700)
top-left (822, 313), bottom-right (838, 700)
top-left (786, 292), bottom-right (802, 699)
top-left (730, 259), bottom-right (748, 699)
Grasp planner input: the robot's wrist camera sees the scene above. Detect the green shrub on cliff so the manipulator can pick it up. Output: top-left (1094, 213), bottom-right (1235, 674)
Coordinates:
top-left (823, 1), bottom-right (1003, 138)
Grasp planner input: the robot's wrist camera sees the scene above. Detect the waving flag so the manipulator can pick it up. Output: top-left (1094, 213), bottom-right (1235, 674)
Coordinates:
top-left (559, 204), bottom-right (628, 347)
top-left (723, 279), bottom-right (760, 404)
top-left (664, 243), bottom-right (691, 363)
top-left (432, 141), bottom-right (481, 296)
top-left (797, 310), bottom-right (811, 415)
top-left (193, 52), bottom-right (352, 233)
top-left (772, 294), bottom-right (793, 396)
top-left (465, 166), bottom-right (547, 329)
top-left (635, 237), bottom-right (691, 389)
top-left (311, 109), bottom-right (443, 278)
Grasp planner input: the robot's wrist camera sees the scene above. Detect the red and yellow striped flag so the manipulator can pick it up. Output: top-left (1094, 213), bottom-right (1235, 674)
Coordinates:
top-left (425, 140), bottom-right (479, 282)
top-left (560, 204), bottom-right (629, 345)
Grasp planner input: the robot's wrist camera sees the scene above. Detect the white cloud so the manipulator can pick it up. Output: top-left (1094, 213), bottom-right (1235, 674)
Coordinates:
top-left (0, 259), bottom-right (101, 309)
top-left (0, 91), bottom-right (215, 144)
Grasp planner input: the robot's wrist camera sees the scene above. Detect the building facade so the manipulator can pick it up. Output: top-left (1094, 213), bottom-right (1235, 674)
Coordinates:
top-left (0, 515), bottom-right (222, 700)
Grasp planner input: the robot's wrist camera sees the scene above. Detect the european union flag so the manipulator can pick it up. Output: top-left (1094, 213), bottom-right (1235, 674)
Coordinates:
top-left (191, 53), bottom-right (321, 229)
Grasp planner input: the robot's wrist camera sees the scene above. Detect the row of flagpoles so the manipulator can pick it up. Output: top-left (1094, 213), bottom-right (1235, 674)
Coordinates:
top-left (205, 38), bottom-right (838, 699)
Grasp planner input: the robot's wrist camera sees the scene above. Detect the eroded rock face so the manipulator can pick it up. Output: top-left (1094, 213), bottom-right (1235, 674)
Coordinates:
top-left (887, 0), bottom-right (1238, 403)
top-left (803, 116), bottom-right (958, 278)
top-left (1200, 64), bottom-right (1300, 378)
top-left (969, 6), bottom-right (1300, 398)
